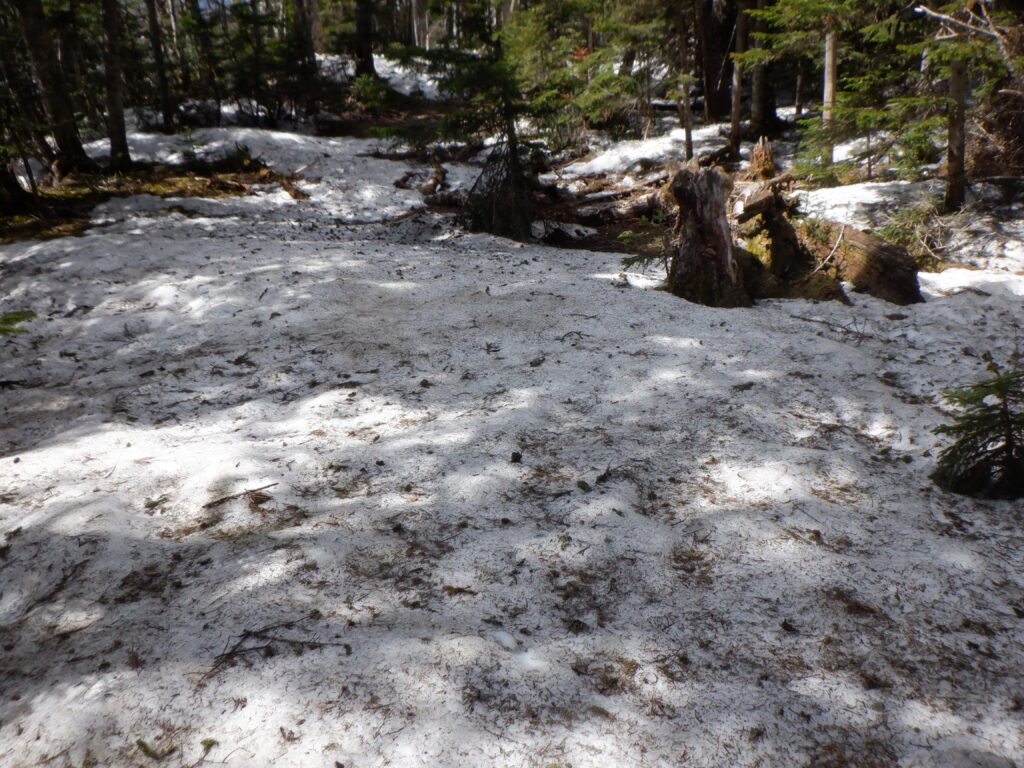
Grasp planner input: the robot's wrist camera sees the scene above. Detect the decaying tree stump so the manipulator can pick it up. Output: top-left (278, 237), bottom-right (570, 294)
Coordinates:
top-left (735, 185), bottom-right (808, 280)
top-left (800, 220), bottom-right (924, 305)
top-left (745, 137), bottom-right (778, 181)
top-left (666, 163), bottom-right (751, 307)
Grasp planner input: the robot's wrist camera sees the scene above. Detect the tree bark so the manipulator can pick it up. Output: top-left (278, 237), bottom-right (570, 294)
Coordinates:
top-left (729, 0), bottom-right (749, 155)
top-left (0, 161), bottom-right (35, 216)
top-left (166, 0), bottom-right (192, 92)
top-left (184, 0), bottom-right (220, 106)
top-left (143, 0), bottom-right (176, 130)
top-left (676, 11), bottom-right (695, 160)
top-left (291, 0), bottom-right (320, 112)
top-left (411, 0), bottom-right (427, 47)
top-left (696, 0), bottom-right (734, 121)
top-left (822, 29), bottom-right (838, 163)
top-left (8, 0), bottom-right (93, 172)
top-left (794, 60), bottom-right (804, 116)
top-left (666, 163), bottom-right (751, 307)
top-left (944, 58), bottom-right (968, 212)
top-left (355, 0), bottom-right (377, 77)
top-left (101, 0), bottom-right (132, 171)
top-left (749, 0), bottom-right (773, 137)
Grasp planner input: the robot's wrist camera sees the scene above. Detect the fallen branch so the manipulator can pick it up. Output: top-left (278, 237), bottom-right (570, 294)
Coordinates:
top-left (811, 221), bottom-right (847, 275)
top-left (196, 619), bottom-right (350, 686)
top-left (202, 483), bottom-right (278, 510)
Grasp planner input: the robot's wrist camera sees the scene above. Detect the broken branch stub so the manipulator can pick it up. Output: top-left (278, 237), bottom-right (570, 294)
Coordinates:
top-left (666, 164), bottom-right (752, 308)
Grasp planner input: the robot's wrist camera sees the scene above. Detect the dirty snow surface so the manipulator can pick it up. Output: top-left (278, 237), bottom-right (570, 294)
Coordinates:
top-left (2, 128), bottom-right (1024, 768)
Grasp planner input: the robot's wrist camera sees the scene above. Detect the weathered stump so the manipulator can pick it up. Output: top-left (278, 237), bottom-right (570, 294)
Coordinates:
top-left (735, 184), bottom-right (808, 280)
top-left (745, 137), bottom-right (778, 181)
top-left (666, 163), bottom-right (751, 308)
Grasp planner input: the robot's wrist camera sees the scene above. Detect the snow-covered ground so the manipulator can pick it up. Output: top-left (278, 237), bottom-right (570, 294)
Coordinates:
top-left (317, 54), bottom-right (442, 101)
top-left (1, 127), bottom-right (1023, 768)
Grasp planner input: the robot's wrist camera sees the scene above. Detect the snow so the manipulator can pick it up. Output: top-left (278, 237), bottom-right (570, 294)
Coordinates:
top-left (555, 125), bottom-right (729, 177)
top-left (2, 126), bottom-right (1023, 768)
top-left (317, 54), bottom-right (442, 100)
top-left (797, 180), bottom-right (944, 230)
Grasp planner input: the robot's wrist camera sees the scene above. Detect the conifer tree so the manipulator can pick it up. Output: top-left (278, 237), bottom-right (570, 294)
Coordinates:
top-left (932, 356), bottom-right (1024, 500)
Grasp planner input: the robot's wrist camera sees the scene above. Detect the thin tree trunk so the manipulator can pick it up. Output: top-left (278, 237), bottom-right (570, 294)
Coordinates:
top-left (822, 29), bottom-right (838, 164)
top-left (411, 0), bottom-right (426, 46)
top-left (944, 58), bottom-right (968, 211)
top-left (794, 60), bottom-right (804, 116)
top-left (355, 0), bottom-right (376, 77)
top-left (166, 0), bottom-right (191, 92)
top-left (676, 12), bottom-right (695, 160)
top-left (697, 0), bottom-right (734, 121)
top-left (749, 0), bottom-right (770, 137)
top-left (101, 0), bottom-right (132, 171)
top-left (729, 0), bottom-right (749, 156)
top-left (143, 0), bottom-right (176, 130)
top-left (185, 0), bottom-right (220, 104)
top-left (619, 48), bottom-right (636, 78)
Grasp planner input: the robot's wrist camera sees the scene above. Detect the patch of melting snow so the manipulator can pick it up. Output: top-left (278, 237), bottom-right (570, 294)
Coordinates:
top-left (1, 125), bottom-right (1022, 768)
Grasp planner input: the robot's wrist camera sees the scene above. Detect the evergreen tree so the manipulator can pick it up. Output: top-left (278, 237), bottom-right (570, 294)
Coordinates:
top-left (932, 357), bottom-right (1024, 500)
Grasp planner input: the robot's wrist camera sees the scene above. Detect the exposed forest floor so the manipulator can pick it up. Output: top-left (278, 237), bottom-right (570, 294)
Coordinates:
top-left (1, 116), bottom-right (1023, 768)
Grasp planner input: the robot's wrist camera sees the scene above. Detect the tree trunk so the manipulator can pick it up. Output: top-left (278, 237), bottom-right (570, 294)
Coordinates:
top-left (749, 0), bottom-right (772, 137)
top-left (411, 0), bottom-right (427, 47)
top-left (794, 60), bottom-right (804, 117)
top-left (166, 0), bottom-right (191, 92)
top-left (696, 0), bottom-right (734, 121)
top-left (184, 0), bottom-right (220, 106)
top-left (822, 29), bottom-right (838, 163)
top-left (944, 58), bottom-right (968, 212)
top-left (8, 0), bottom-right (93, 172)
top-left (355, 0), bottom-right (376, 77)
top-left (666, 163), bottom-right (751, 308)
top-left (619, 48), bottom-right (636, 78)
top-left (143, 0), bottom-right (176, 130)
top-left (676, 12), bottom-right (695, 160)
top-left (291, 0), bottom-right (320, 112)
top-left (101, 0), bottom-right (132, 171)
top-left (291, 0), bottom-right (318, 67)
top-left (0, 161), bottom-right (34, 216)
top-left (0, 19), bottom-right (56, 165)
top-left (729, 0), bottom-right (749, 155)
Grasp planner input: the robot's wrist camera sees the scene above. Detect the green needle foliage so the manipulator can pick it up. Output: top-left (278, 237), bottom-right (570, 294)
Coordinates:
top-left (0, 311), bottom-right (35, 336)
top-left (932, 356), bottom-right (1024, 500)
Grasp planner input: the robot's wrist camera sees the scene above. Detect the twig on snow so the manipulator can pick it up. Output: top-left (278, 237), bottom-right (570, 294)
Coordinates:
top-left (202, 483), bottom-right (278, 510)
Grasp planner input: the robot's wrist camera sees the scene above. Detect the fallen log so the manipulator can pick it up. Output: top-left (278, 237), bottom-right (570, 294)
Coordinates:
top-left (802, 220), bottom-right (924, 305)
top-left (575, 191), bottom-right (661, 224)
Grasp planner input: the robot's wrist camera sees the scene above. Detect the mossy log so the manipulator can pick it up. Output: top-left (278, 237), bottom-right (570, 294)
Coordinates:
top-left (802, 220), bottom-right (924, 306)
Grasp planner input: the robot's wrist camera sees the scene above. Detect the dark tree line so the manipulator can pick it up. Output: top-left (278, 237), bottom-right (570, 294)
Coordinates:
top-left (1, 0), bottom-right (1023, 214)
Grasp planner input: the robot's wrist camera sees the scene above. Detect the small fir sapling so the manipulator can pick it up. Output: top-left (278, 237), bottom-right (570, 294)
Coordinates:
top-left (0, 311), bottom-right (35, 335)
top-left (931, 355), bottom-right (1024, 499)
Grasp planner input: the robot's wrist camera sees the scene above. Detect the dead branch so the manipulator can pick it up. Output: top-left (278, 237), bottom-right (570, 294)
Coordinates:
top-left (196, 619), bottom-right (351, 686)
top-left (202, 483), bottom-right (278, 510)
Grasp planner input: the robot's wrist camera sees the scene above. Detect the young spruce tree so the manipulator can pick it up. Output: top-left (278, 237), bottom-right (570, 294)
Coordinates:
top-left (932, 356), bottom-right (1024, 500)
